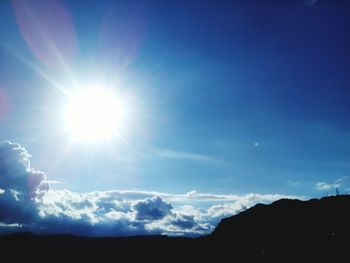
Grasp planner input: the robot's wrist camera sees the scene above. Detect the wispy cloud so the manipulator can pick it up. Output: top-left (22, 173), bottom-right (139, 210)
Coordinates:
top-left (286, 179), bottom-right (301, 187)
top-left (316, 176), bottom-right (349, 191)
top-left (154, 149), bottom-right (220, 163)
top-left (335, 176), bottom-right (349, 184)
top-left (316, 182), bottom-right (339, 191)
top-left (303, 0), bottom-right (318, 8)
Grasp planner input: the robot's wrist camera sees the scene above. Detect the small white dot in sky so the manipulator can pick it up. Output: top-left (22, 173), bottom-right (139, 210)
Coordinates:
top-left (254, 142), bottom-right (259, 147)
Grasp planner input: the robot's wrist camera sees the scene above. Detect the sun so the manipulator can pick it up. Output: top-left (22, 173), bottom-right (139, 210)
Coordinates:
top-left (64, 88), bottom-right (121, 141)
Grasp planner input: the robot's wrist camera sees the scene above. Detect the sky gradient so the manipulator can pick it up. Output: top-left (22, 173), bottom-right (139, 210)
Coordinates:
top-left (1, 0), bottom-right (350, 236)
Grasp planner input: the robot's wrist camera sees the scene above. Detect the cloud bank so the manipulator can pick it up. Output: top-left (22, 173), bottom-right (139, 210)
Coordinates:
top-left (0, 141), bottom-right (295, 236)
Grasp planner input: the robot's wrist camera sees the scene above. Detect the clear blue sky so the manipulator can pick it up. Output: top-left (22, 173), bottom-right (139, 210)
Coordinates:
top-left (1, 0), bottom-right (350, 196)
top-left (0, 0), bottom-right (350, 236)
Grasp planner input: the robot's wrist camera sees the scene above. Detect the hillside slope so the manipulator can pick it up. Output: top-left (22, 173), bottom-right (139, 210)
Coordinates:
top-left (210, 195), bottom-right (350, 262)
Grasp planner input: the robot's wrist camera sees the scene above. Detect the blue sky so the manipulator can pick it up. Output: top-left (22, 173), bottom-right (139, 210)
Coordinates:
top-left (1, 0), bottom-right (350, 236)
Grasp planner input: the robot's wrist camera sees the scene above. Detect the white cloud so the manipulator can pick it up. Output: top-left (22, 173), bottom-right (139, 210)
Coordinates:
top-left (0, 141), bottom-right (49, 198)
top-left (0, 140), bottom-right (297, 236)
top-left (335, 176), bottom-right (349, 184)
top-left (132, 196), bottom-right (173, 220)
top-left (316, 176), bottom-right (349, 191)
top-left (316, 182), bottom-right (338, 191)
top-left (0, 188), bottom-right (294, 236)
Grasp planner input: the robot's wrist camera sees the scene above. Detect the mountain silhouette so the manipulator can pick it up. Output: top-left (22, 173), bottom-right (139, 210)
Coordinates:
top-left (1, 195), bottom-right (349, 262)
top-left (210, 195), bottom-right (350, 262)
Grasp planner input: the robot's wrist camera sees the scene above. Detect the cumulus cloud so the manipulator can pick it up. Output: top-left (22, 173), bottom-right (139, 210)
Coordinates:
top-left (0, 141), bottom-right (49, 199)
top-left (133, 197), bottom-right (173, 220)
top-left (0, 141), bottom-right (296, 236)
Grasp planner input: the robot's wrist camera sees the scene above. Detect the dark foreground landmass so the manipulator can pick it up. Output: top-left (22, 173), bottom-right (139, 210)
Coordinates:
top-left (1, 195), bottom-right (350, 262)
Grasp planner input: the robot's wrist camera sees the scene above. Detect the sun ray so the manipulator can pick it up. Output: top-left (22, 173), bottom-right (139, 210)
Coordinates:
top-left (2, 44), bottom-right (72, 97)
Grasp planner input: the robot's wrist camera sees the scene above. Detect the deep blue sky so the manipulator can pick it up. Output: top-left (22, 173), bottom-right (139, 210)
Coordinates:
top-left (1, 0), bottom-right (350, 199)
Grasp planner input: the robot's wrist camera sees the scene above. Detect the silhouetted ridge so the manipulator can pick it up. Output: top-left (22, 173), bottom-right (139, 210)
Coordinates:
top-left (213, 195), bottom-right (350, 239)
top-left (210, 195), bottom-right (350, 262)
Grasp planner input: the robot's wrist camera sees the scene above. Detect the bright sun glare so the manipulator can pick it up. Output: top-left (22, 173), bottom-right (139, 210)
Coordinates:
top-left (64, 88), bottom-right (121, 141)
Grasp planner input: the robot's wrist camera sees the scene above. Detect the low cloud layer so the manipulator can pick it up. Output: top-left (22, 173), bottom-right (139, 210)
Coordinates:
top-left (0, 141), bottom-right (295, 236)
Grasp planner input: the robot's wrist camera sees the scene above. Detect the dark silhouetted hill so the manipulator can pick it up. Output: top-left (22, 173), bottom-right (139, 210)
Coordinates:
top-left (210, 195), bottom-right (350, 262)
top-left (1, 195), bottom-right (350, 262)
